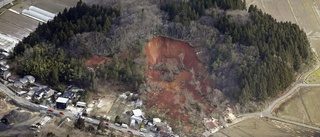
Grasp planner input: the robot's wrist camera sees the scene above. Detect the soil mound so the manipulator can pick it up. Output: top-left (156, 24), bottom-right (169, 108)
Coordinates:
top-left (144, 36), bottom-right (220, 132)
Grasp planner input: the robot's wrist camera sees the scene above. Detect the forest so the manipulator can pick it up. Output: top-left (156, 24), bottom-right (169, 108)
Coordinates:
top-left (160, 1), bottom-right (311, 103)
top-left (9, 1), bottom-right (141, 91)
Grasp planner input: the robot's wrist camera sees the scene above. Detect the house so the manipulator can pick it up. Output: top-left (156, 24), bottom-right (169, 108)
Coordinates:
top-left (14, 81), bottom-right (24, 88)
top-left (19, 78), bottom-right (29, 85)
top-left (41, 87), bottom-right (55, 98)
top-left (24, 75), bottom-right (35, 84)
top-left (56, 97), bottom-right (69, 109)
top-left (203, 118), bottom-right (220, 134)
top-left (223, 107), bottom-right (236, 123)
top-left (8, 75), bottom-right (18, 83)
top-left (2, 70), bottom-right (10, 80)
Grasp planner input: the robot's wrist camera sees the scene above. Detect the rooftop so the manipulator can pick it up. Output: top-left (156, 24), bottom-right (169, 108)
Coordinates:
top-left (56, 97), bottom-right (68, 103)
top-left (132, 109), bottom-right (142, 117)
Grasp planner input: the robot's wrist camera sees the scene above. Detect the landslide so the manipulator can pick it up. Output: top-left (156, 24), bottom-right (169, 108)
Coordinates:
top-left (143, 36), bottom-right (223, 133)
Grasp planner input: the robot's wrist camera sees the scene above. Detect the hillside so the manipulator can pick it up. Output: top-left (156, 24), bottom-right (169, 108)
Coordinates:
top-left (8, 0), bottom-right (313, 135)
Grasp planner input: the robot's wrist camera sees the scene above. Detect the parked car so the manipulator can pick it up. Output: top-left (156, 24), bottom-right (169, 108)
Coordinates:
top-left (140, 133), bottom-right (145, 136)
top-left (105, 122), bottom-right (109, 126)
top-left (59, 112), bottom-right (64, 115)
top-left (48, 109), bottom-right (54, 112)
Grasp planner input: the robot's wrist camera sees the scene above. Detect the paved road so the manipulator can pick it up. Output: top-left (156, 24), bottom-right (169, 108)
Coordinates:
top-left (0, 83), bottom-right (154, 137)
top-left (239, 84), bottom-right (320, 131)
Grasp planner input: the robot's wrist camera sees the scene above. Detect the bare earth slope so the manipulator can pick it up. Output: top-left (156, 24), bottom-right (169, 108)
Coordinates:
top-left (143, 36), bottom-right (222, 133)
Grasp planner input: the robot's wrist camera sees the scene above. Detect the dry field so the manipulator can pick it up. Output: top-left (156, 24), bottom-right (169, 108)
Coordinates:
top-left (274, 87), bottom-right (320, 127)
top-left (215, 117), bottom-right (319, 137)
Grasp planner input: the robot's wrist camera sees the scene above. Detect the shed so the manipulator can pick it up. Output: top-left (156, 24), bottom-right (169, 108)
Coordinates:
top-left (56, 97), bottom-right (69, 109)
top-left (1, 109), bottom-right (32, 125)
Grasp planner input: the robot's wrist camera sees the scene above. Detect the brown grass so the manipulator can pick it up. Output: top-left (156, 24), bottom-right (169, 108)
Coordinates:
top-left (275, 87), bottom-right (320, 127)
top-left (217, 117), bottom-right (318, 137)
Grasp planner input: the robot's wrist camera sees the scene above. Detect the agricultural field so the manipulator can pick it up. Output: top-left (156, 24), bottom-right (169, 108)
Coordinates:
top-left (215, 117), bottom-right (319, 137)
top-left (274, 87), bottom-right (320, 127)
top-left (306, 67), bottom-right (320, 84)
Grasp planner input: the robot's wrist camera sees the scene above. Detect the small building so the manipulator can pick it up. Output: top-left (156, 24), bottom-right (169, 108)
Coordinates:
top-left (153, 118), bottom-right (161, 125)
top-left (223, 107), bottom-right (236, 123)
top-left (130, 109), bottom-right (145, 127)
top-left (76, 102), bottom-right (86, 108)
top-left (62, 91), bottom-right (76, 99)
top-left (203, 118), bottom-right (220, 134)
top-left (14, 80), bottom-right (24, 88)
top-left (56, 97), bottom-right (69, 109)
top-left (24, 75), bottom-right (35, 84)
top-left (8, 75), bottom-right (18, 83)
top-left (19, 77), bottom-right (29, 85)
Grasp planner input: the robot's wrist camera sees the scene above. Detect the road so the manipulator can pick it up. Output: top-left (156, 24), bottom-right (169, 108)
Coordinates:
top-left (0, 82), bottom-right (154, 137)
top-left (238, 83), bottom-right (320, 131)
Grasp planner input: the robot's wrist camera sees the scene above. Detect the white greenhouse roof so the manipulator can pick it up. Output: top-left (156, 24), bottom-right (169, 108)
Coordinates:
top-left (22, 6), bottom-right (56, 23)
top-left (29, 6), bottom-right (56, 19)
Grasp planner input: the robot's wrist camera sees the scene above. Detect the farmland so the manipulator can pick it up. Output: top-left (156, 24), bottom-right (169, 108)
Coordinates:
top-left (274, 87), bottom-right (320, 127)
top-left (215, 117), bottom-right (319, 137)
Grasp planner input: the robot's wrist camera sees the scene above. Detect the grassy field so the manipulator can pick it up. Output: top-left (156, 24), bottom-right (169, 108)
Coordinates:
top-left (215, 117), bottom-right (318, 137)
top-left (274, 87), bottom-right (320, 127)
top-left (306, 68), bottom-right (320, 84)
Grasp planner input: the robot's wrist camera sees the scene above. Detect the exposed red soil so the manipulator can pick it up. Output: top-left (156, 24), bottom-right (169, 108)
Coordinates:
top-left (144, 36), bottom-right (215, 132)
top-left (85, 55), bottom-right (112, 68)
